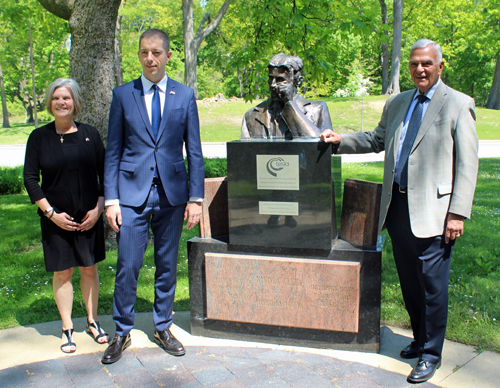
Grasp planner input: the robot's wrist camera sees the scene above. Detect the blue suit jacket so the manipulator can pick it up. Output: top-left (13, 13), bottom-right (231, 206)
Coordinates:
top-left (104, 77), bottom-right (204, 207)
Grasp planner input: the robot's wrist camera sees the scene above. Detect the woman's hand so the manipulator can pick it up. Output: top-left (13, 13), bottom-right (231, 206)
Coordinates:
top-left (51, 211), bottom-right (81, 231)
top-left (77, 197), bottom-right (104, 232)
top-left (77, 207), bottom-right (99, 232)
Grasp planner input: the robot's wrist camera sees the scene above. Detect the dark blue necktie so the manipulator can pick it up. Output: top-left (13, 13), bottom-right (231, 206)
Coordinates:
top-left (151, 84), bottom-right (161, 140)
top-left (398, 94), bottom-right (428, 190)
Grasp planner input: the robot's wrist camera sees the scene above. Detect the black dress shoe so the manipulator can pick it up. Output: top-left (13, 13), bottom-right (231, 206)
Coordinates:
top-left (400, 342), bottom-right (420, 359)
top-left (101, 333), bottom-right (131, 364)
top-left (154, 329), bottom-right (186, 356)
top-left (407, 358), bottom-right (441, 383)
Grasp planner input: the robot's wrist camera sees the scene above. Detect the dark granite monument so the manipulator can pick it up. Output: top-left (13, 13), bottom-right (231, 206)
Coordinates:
top-left (187, 53), bottom-right (383, 352)
top-left (227, 139), bottom-right (340, 250)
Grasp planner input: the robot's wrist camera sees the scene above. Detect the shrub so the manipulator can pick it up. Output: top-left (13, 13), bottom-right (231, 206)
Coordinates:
top-left (2, 158), bottom-right (228, 196)
top-left (0, 166), bottom-right (25, 195)
top-left (185, 157), bottom-right (227, 179)
top-left (204, 157), bottom-right (227, 178)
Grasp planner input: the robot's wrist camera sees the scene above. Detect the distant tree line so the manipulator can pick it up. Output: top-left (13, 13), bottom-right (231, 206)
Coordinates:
top-left (0, 0), bottom-right (498, 131)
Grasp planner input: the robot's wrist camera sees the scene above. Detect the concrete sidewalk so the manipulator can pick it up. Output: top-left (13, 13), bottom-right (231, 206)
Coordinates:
top-left (1, 140), bottom-right (499, 167)
top-left (1, 311), bottom-right (498, 387)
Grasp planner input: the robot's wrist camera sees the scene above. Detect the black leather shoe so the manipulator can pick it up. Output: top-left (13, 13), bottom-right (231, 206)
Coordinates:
top-left (407, 358), bottom-right (441, 383)
top-left (154, 329), bottom-right (186, 356)
top-left (400, 342), bottom-right (420, 359)
top-left (101, 333), bottom-right (131, 364)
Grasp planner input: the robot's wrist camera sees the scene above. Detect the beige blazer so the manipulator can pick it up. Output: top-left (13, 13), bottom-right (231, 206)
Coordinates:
top-left (338, 81), bottom-right (479, 238)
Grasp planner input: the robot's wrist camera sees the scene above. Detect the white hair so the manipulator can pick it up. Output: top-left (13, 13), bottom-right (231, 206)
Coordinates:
top-left (45, 78), bottom-right (82, 117)
top-left (410, 39), bottom-right (443, 63)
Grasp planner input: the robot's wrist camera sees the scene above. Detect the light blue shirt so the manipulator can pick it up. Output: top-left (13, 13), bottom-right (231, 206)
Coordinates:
top-left (394, 79), bottom-right (441, 185)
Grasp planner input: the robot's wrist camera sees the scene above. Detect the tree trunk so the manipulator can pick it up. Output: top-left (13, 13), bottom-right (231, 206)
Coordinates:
top-left (486, 53), bottom-right (500, 110)
top-left (182, 0), bottom-right (232, 99)
top-left (255, 70), bottom-right (260, 99)
top-left (26, 103), bottom-right (34, 123)
top-left (68, 0), bottom-right (121, 142)
top-left (237, 67), bottom-right (243, 97)
top-left (183, 0), bottom-right (198, 97)
top-left (379, 0), bottom-right (389, 94)
top-left (38, 0), bottom-right (121, 143)
top-left (387, 0), bottom-right (402, 95)
top-left (115, 15), bottom-right (124, 87)
top-left (0, 65), bottom-right (10, 128)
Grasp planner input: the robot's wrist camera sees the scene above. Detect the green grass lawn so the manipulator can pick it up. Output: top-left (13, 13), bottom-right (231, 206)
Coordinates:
top-left (1, 96), bottom-right (499, 144)
top-left (1, 158), bottom-right (499, 353)
top-left (0, 122), bottom-right (50, 145)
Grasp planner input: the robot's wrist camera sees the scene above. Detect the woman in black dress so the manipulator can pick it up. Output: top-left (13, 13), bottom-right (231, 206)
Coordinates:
top-left (24, 78), bottom-right (109, 353)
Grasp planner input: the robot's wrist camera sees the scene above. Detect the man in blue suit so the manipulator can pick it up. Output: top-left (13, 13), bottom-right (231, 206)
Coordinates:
top-left (102, 29), bottom-right (204, 364)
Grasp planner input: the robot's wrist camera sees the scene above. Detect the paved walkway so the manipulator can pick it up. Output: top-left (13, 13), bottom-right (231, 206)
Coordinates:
top-left (1, 311), bottom-right (499, 388)
top-left (1, 140), bottom-right (499, 167)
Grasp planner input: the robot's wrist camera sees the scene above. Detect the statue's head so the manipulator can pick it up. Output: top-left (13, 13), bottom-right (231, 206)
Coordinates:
top-left (267, 53), bottom-right (304, 102)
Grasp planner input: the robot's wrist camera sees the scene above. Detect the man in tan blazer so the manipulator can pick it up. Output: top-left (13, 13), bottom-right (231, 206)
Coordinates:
top-left (321, 39), bottom-right (478, 384)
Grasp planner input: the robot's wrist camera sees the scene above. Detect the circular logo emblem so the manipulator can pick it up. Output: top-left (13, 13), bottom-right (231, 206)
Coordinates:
top-left (266, 157), bottom-right (289, 177)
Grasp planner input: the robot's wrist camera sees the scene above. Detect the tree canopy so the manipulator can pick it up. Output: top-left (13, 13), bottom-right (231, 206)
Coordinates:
top-left (0, 0), bottom-right (498, 128)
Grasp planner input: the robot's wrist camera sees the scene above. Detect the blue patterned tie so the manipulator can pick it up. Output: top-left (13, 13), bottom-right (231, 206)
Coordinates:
top-left (399, 94), bottom-right (428, 190)
top-left (151, 84), bottom-right (161, 140)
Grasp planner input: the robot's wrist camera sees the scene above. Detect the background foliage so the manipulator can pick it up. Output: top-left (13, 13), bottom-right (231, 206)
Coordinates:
top-left (0, 0), bottom-right (499, 124)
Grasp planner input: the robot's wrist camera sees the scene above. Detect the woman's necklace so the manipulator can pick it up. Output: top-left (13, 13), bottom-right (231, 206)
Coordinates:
top-left (56, 122), bottom-right (76, 143)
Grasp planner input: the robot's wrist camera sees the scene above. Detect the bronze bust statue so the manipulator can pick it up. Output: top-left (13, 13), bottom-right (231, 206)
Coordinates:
top-left (241, 53), bottom-right (333, 139)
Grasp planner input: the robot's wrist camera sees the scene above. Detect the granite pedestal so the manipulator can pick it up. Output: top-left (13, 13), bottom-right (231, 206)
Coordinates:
top-left (188, 236), bottom-right (382, 352)
top-left (188, 139), bottom-right (383, 352)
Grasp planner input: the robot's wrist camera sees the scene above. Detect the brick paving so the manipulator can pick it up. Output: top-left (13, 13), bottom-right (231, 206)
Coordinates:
top-left (1, 345), bottom-right (440, 388)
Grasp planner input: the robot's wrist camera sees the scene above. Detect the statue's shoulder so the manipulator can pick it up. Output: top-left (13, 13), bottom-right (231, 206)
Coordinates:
top-left (296, 95), bottom-right (327, 109)
top-left (244, 99), bottom-right (268, 118)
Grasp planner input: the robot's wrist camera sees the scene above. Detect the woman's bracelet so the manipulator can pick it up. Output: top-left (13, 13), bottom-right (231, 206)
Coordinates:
top-left (48, 209), bottom-right (55, 220)
top-left (43, 207), bottom-right (53, 216)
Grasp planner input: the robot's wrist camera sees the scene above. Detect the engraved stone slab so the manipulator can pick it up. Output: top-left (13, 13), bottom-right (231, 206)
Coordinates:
top-left (340, 179), bottom-right (382, 247)
top-left (205, 253), bottom-right (360, 332)
top-left (200, 177), bottom-right (228, 238)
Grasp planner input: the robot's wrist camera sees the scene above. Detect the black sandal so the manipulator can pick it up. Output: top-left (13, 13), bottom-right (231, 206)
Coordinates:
top-left (86, 319), bottom-right (110, 344)
top-left (61, 328), bottom-right (76, 353)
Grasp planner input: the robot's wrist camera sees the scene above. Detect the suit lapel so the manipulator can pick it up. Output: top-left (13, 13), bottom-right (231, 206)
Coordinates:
top-left (412, 81), bottom-right (447, 152)
top-left (132, 78), bottom-right (155, 141)
top-left (294, 95), bottom-right (309, 114)
top-left (254, 101), bottom-right (271, 130)
top-left (392, 91), bottom-right (414, 162)
top-left (157, 79), bottom-right (175, 143)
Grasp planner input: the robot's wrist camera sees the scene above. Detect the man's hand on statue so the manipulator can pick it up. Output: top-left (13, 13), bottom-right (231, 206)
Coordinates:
top-left (319, 129), bottom-right (342, 144)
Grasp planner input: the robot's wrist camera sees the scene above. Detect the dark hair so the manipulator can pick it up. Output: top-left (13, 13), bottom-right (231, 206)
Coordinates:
top-left (139, 29), bottom-right (170, 52)
top-left (268, 53), bottom-right (304, 88)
